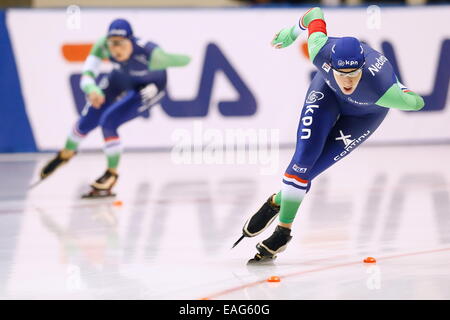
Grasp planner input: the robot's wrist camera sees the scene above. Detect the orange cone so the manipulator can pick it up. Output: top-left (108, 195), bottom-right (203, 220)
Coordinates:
top-left (113, 200), bottom-right (123, 207)
top-left (364, 257), bottom-right (376, 263)
top-left (267, 276), bottom-right (281, 282)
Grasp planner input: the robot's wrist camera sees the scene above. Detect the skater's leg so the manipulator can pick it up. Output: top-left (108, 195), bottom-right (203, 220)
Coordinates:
top-left (64, 71), bottom-right (126, 156)
top-left (55, 95), bottom-right (107, 160)
top-left (246, 76), bottom-right (340, 260)
top-left (84, 84), bottom-right (165, 195)
top-left (239, 75), bottom-right (338, 247)
top-left (271, 182), bottom-right (311, 226)
top-left (40, 115), bottom-right (100, 179)
top-left (61, 107), bottom-right (103, 158)
top-left (99, 91), bottom-right (143, 173)
top-left (40, 72), bottom-right (125, 180)
top-left (272, 182), bottom-right (312, 206)
top-left (276, 76), bottom-right (341, 229)
top-left (100, 84), bottom-right (165, 172)
top-left (277, 184), bottom-right (307, 228)
top-left (83, 92), bottom-right (140, 193)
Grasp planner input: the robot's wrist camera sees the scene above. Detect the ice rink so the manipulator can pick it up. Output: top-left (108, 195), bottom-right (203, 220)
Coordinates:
top-left (1, 145), bottom-right (449, 300)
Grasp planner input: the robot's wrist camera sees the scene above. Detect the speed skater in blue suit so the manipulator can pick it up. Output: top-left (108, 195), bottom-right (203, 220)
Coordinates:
top-left (232, 7), bottom-right (425, 263)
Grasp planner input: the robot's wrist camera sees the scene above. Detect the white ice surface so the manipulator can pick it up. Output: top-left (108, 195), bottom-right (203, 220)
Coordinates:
top-left (0, 146), bottom-right (449, 299)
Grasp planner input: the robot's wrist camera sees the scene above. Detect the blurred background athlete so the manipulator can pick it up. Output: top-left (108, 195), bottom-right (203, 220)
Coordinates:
top-left (39, 18), bottom-right (190, 198)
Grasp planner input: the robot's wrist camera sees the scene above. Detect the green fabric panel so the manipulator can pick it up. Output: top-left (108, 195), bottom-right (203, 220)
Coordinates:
top-left (288, 25), bottom-right (299, 39)
top-left (90, 36), bottom-right (109, 59)
top-left (308, 32), bottom-right (328, 62)
top-left (148, 47), bottom-right (191, 70)
top-left (279, 197), bottom-right (303, 224)
top-left (271, 26), bottom-right (299, 48)
top-left (107, 153), bottom-right (120, 169)
top-left (64, 137), bottom-right (78, 151)
top-left (82, 70), bottom-right (95, 78)
top-left (274, 191), bottom-right (282, 206)
top-left (405, 91), bottom-right (425, 110)
top-left (82, 83), bottom-right (103, 96)
top-left (376, 83), bottom-right (425, 111)
top-left (301, 7), bottom-right (325, 28)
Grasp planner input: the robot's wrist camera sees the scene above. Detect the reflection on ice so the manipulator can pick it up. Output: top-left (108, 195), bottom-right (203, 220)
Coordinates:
top-left (0, 146), bottom-right (449, 299)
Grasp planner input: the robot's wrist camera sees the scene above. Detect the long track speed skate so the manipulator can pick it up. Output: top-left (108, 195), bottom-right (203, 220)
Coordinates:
top-left (247, 225), bottom-right (292, 265)
top-left (82, 169), bottom-right (118, 199)
top-left (232, 194), bottom-right (280, 249)
top-left (29, 151), bottom-right (76, 190)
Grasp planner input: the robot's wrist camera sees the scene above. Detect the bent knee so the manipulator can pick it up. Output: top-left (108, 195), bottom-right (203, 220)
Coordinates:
top-left (99, 114), bottom-right (119, 131)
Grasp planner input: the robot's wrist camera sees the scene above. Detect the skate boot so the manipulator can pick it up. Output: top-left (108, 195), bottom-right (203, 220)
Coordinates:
top-left (231, 194), bottom-right (280, 248)
top-left (247, 225), bottom-right (292, 264)
top-left (40, 151), bottom-right (75, 179)
top-left (82, 169), bottom-right (118, 199)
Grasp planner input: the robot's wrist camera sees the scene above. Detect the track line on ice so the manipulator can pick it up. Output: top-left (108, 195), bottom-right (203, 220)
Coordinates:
top-left (200, 246), bottom-right (450, 300)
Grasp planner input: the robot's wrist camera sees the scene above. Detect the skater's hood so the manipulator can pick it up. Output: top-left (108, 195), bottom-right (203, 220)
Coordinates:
top-left (330, 37), bottom-right (365, 71)
top-left (107, 19), bottom-right (133, 39)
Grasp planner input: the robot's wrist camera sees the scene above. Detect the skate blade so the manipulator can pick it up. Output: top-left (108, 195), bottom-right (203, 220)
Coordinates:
top-left (30, 158), bottom-right (71, 191)
top-left (27, 179), bottom-right (45, 191)
top-left (247, 253), bottom-right (277, 265)
top-left (231, 234), bottom-right (245, 249)
top-left (81, 190), bottom-right (116, 199)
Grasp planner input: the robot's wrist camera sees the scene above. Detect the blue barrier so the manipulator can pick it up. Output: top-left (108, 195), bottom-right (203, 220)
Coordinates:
top-left (0, 10), bottom-right (37, 152)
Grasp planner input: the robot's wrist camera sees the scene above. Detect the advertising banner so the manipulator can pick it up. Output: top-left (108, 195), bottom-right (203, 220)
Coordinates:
top-left (6, 6), bottom-right (450, 151)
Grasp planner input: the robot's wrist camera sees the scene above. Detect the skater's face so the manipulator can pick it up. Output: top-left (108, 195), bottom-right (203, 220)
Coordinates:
top-left (333, 68), bottom-right (363, 95)
top-left (107, 36), bottom-right (133, 62)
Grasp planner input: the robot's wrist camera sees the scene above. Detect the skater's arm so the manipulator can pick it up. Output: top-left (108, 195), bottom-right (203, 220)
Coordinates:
top-left (304, 8), bottom-right (328, 62)
top-left (376, 81), bottom-right (425, 111)
top-left (271, 7), bottom-right (328, 62)
top-left (148, 47), bottom-right (191, 71)
top-left (80, 58), bottom-right (103, 96)
top-left (80, 37), bottom-right (109, 96)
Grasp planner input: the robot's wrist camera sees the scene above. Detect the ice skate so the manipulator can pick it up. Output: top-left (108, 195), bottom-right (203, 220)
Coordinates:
top-left (40, 151), bottom-right (75, 180)
top-left (232, 194), bottom-right (280, 248)
top-left (82, 169), bottom-right (118, 199)
top-left (247, 225), bottom-right (292, 264)
top-left (28, 151), bottom-right (76, 190)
